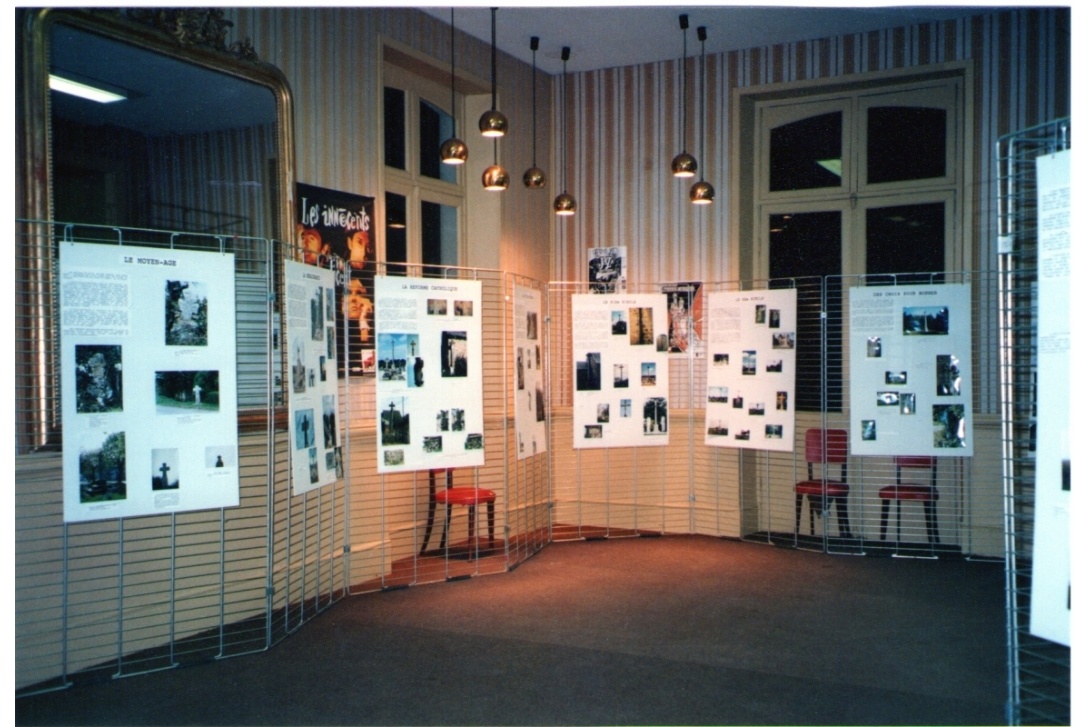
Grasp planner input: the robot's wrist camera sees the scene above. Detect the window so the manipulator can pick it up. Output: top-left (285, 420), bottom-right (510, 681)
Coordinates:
top-left (752, 75), bottom-right (964, 411)
top-left (383, 62), bottom-right (465, 276)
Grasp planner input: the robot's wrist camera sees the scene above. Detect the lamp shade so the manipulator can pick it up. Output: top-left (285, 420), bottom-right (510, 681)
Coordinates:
top-left (690, 180), bottom-right (715, 204)
top-left (440, 137), bottom-right (468, 165)
top-left (523, 166), bottom-right (546, 189)
top-left (483, 164), bottom-right (510, 191)
top-left (479, 109), bottom-right (508, 137)
top-left (671, 151), bottom-right (697, 178)
top-left (553, 191), bottom-right (576, 216)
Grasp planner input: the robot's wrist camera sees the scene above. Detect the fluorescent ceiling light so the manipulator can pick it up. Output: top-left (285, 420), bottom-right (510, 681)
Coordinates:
top-left (816, 159), bottom-right (842, 177)
top-left (49, 74), bottom-right (127, 104)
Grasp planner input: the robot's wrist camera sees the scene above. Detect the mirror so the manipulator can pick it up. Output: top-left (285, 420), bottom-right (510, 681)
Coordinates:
top-left (23, 8), bottom-right (295, 241)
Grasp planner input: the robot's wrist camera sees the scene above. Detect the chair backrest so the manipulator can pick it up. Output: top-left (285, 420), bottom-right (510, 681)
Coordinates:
top-left (894, 456), bottom-right (937, 485)
top-left (804, 428), bottom-right (848, 465)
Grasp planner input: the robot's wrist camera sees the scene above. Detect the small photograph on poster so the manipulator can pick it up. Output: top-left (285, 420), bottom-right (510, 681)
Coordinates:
top-left (629, 308), bottom-right (654, 345)
top-left (384, 449), bottom-right (405, 466)
top-left (423, 436), bottom-right (443, 453)
top-left (643, 397), bottom-right (668, 434)
top-left (709, 386), bottom-right (729, 403)
top-left (291, 338), bottom-right (307, 393)
top-left (611, 311), bottom-right (627, 335)
top-left (576, 353), bottom-right (602, 391)
top-left (867, 336), bottom-right (883, 357)
top-left (748, 402), bottom-right (765, 416)
top-left (427, 298), bottom-right (448, 315)
top-left (877, 391), bottom-right (900, 406)
top-left (619, 399), bottom-right (632, 418)
top-left (584, 425), bottom-right (603, 439)
top-left (861, 420), bottom-right (877, 441)
top-left (205, 446), bottom-right (235, 470)
top-left (766, 359), bottom-right (783, 373)
top-left (934, 404), bottom-right (967, 448)
top-left (381, 397), bottom-right (411, 445)
top-left (772, 332), bottom-right (795, 349)
top-left (75, 344), bottom-right (123, 413)
top-left (613, 364), bottom-right (629, 388)
top-left (903, 305), bottom-right (949, 335)
top-left (886, 371), bottom-right (908, 385)
top-left (769, 309), bottom-right (781, 329)
top-left (454, 300), bottom-right (474, 316)
top-left (310, 289), bottom-right (325, 342)
top-left (597, 403), bottom-right (610, 423)
top-left (154, 370), bottom-right (219, 413)
top-left (440, 331), bottom-right (468, 377)
top-left (776, 391), bottom-right (789, 410)
top-left (936, 354), bottom-right (963, 395)
top-left (641, 362), bottom-right (657, 386)
top-left (735, 430), bottom-right (751, 441)
top-left (308, 448), bottom-right (319, 484)
top-left (78, 430), bottom-right (127, 503)
top-left (708, 421), bottom-right (729, 437)
top-left (527, 311), bottom-right (539, 340)
top-left (451, 408), bottom-right (465, 431)
top-left (325, 287), bottom-right (336, 323)
top-left (326, 327), bottom-right (336, 360)
top-left (322, 395), bottom-right (338, 449)
top-left (732, 396), bottom-right (744, 409)
top-left (378, 332), bottom-right (420, 383)
top-left (465, 433), bottom-right (484, 450)
top-left (900, 393), bottom-right (917, 414)
top-left (755, 305), bottom-right (766, 324)
top-left (713, 353), bottom-right (729, 366)
top-left (294, 408), bottom-right (317, 450)
top-left (151, 447), bottom-right (179, 491)
top-left (742, 351), bottom-right (757, 375)
top-left (164, 280), bottom-right (209, 347)
top-left (589, 247), bottom-right (626, 294)
top-left (766, 424), bottom-right (783, 439)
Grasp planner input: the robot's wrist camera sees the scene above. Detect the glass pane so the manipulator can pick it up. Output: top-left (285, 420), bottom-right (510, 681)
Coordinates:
top-left (769, 112), bottom-right (842, 192)
top-left (384, 87), bottom-right (405, 171)
top-left (419, 100), bottom-right (456, 183)
top-left (421, 200), bottom-right (457, 276)
top-left (865, 202), bottom-right (945, 283)
top-left (769, 210), bottom-right (843, 411)
top-left (867, 106), bottom-right (946, 183)
top-left (385, 192), bottom-right (407, 276)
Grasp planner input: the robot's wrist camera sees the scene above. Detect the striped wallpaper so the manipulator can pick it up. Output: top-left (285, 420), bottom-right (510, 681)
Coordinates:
top-left (223, 8), bottom-right (1068, 286)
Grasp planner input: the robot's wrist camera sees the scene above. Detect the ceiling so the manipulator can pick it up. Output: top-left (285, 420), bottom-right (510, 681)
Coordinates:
top-left (420, 4), bottom-right (999, 75)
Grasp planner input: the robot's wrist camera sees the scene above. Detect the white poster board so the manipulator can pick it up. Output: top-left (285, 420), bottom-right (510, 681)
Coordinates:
top-left (61, 242), bottom-right (240, 522)
top-left (513, 284), bottom-right (548, 460)
top-left (848, 283), bottom-right (973, 456)
top-left (571, 293), bottom-right (669, 449)
top-left (374, 276), bottom-right (484, 472)
top-left (285, 260), bottom-right (342, 494)
top-left (1030, 149), bottom-right (1070, 646)
top-left (703, 289), bottom-right (797, 451)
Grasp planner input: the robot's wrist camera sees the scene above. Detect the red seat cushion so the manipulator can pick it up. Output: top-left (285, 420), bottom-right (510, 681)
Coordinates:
top-left (434, 486), bottom-right (496, 507)
top-left (878, 484), bottom-right (937, 501)
top-left (795, 479), bottom-right (849, 497)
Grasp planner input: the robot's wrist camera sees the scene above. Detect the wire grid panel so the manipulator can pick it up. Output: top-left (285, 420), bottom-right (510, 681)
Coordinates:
top-left (997, 119), bottom-right (1071, 726)
top-left (13, 223), bottom-right (350, 693)
top-left (345, 267), bottom-right (549, 593)
top-left (547, 281), bottom-right (702, 541)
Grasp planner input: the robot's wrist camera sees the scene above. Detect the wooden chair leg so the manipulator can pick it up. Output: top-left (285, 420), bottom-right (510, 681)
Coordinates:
top-left (808, 496), bottom-right (816, 535)
top-left (439, 504), bottom-right (452, 550)
top-left (486, 501), bottom-right (495, 546)
top-left (794, 493), bottom-right (803, 534)
top-left (895, 500), bottom-right (903, 543)
top-left (925, 501), bottom-right (940, 544)
top-left (835, 496), bottom-right (852, 538)
top-left (880, 500), bottom-right (891, 540)
top-left (467, 505), bottom-right (477, 543)
top-left (420, 493), bottom-right (438, 556)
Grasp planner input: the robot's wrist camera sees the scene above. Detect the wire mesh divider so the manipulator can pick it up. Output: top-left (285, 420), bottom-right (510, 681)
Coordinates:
top-left (996, 118), bottom-right (1071, 726)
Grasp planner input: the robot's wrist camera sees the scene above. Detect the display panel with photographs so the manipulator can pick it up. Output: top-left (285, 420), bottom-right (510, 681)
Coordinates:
top-left (60, 242), bottom-right (240, 522)
top-left (588, 246), bottom-right (627, 294)
top-left (662, 281), bottom-right (703, 354)
top-left (374, 276), bottom-right (484, 472)
top-left (296, 182), bottom-right (376, 376)
top-left (513, 284), bottom-right (547, 460)
top-left (285, 260), bottom-right (342, 494)
top-left (703, 289), bottom-right (798, 451)
top-left (571, 293), bottom-right (670, 449)
top-left (848, 283), bottom-right (973, 455)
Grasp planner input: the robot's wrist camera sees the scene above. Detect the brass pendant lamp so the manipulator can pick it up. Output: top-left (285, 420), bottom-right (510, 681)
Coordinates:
top-left (522, 36), bottom-right (546, 189)
top-left (478, 7), bottom-right (508, 138)
top-left (670, 14), bottom-right (697, 178)
top-left (553, 46), bottom-right (576, 216)
top-left (439, 9), bottom-right (468, 165)
top-left (690, 26), bottom-right (715, 205)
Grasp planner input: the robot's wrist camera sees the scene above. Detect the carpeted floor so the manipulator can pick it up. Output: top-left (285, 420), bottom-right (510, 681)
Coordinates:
top-left (15, 535), bottom-right (1008, 726)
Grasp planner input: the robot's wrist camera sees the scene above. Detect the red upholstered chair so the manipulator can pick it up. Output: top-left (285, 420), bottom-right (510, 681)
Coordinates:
top-left (879, 456), bottom-right (939, 544)
top-left (795, 428), bottom-right (853, 538)
top-left (419, 468), bottom-right (497, 556)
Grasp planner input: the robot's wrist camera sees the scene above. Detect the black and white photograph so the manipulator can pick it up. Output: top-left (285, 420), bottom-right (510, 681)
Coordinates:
top-left (78, 430), bottom-right (127, 503)
top-left (75, 344), bottom-right (123, 414)
top-left (205, 446), bottom-right (235, 470)
top-left (294, 408), bottom-right (316, 450)
top-left (440, 331), bottom-right (468, 377)
top-left (423, 436), bottom-right (443, 453)
top-left (164, 279), bottom-right (209, 346)
top-left (427, 298), bottom-right (447, 315)
top-left (597, 403), bottom-right (610, 423)
top-left (643, 397), bottom-right (668, 434)
top-left (154, 370), bottom-right (220, 413)
top-left (151, 447), bottom-right (179, 491)
top-left (576, 352), bottom-right (602, 391)
top-left (322, 395), bottom-right (338, 449)
top-left (465, 433), bottom-right (484, 450)
top-left (584, 425), bottom-right (603, 439)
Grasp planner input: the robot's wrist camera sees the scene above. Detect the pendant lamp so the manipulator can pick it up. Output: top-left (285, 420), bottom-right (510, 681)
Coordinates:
top-left (553, 46), bottom-right (576, 216)
top-left (483, 139), bottom-right (510, 191)
top-left (670, 14), bottom-right (697, 178)
top-left (478, 7), bottom-right (508, 138)
top-left (523, 36), bottom-right (547, 189)
top-left (690, 26), bottom-right (715, 205)
top-left (439, 9), bottom-right (468, 165)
